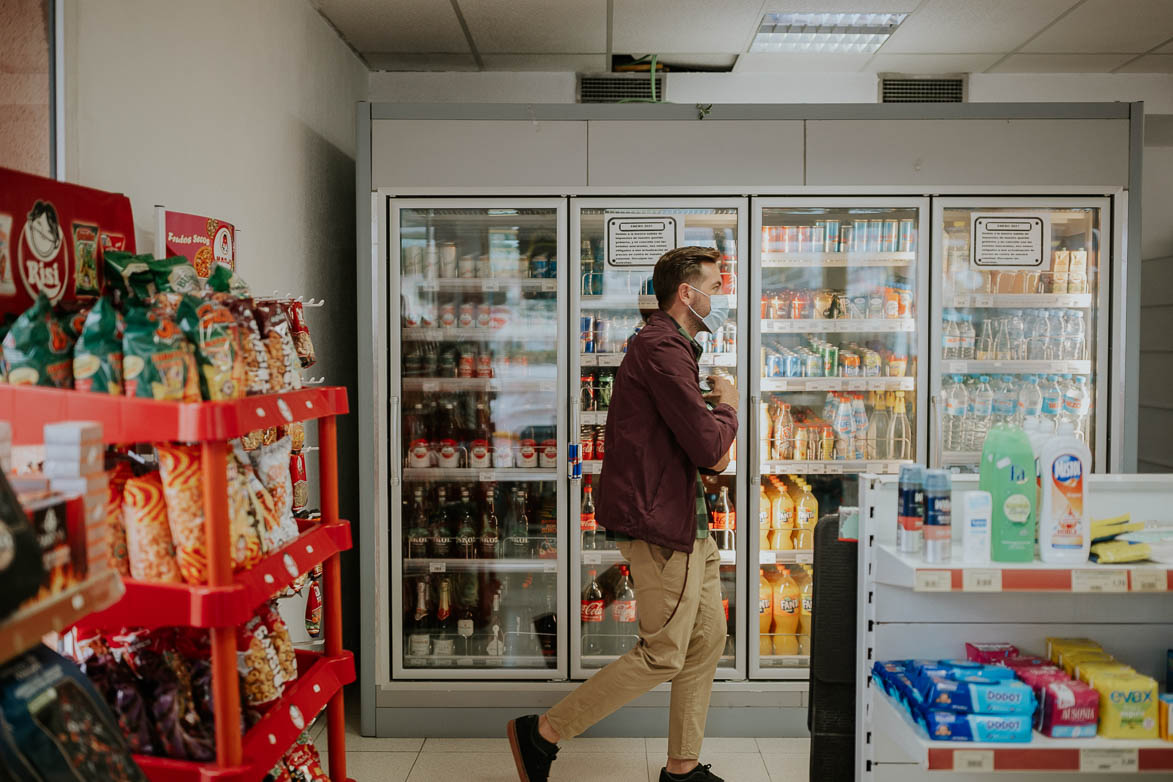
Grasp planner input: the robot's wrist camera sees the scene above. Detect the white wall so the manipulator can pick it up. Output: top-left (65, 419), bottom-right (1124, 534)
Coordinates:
top-left (1138, 119), bottom-right (1173, 473)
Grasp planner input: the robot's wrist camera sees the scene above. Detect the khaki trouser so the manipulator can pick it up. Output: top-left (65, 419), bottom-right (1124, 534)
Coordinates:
top-left (546, 535), bottom-right (726, 761)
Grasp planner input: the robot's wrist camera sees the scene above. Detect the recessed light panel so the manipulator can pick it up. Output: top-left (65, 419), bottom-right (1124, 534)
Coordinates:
top-left (750, 12), bottom-right (908, 54)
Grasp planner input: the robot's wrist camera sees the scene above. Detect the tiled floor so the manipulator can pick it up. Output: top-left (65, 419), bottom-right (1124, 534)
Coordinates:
top-left (312, 717), bottom-right (810, 782)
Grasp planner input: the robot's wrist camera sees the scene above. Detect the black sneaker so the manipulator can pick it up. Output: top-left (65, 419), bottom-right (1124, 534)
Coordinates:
top-left (660, 763), bottom-right (725, 782)
top-left (507, 714), bottom-right (559, 782)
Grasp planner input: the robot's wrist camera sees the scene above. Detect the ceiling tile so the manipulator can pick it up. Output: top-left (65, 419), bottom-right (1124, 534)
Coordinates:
top-left (987, 53), bottom-right (1134, 72)
top-left (881, 0), bottom-right (1077, 54)
top-left (365, 53), bottom-right (479, 72)
top-left (734, 52), bottom-right (875, 72)
top-left (1023, 0), bottom-right (1173, 54)
top-left (1116, 54), bottom-right (1173, 72)
top-left (316, 0), bottom-right (469, 53)
top-left (864, 53), bottom-right (1002, 73)
top-left (765, 0), bottom-right (921, 11)
top-left (480, 54), bottom-right (607, 71)
top-left (458, 0), bottom-right (606, 53)
top-left (613, 0), bottom-right (766, 54)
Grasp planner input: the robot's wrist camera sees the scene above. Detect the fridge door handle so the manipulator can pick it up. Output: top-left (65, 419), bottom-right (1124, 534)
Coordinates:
top-left (750, 394), bottom-right (761, 485)
top-left (569, 393), bottom-right (582, 480)
top-left (390, 394), bottom-right (401, 486)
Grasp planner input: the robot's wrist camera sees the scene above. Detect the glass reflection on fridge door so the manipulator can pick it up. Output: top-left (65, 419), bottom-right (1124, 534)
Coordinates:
top-left (392, 202), bottom-right (566, 679)
top-left (934, 201), bottom-right (1107, 471)
top-left (570, 200), bottom-right (747, 680)
top-left (751, 199), bottom-right (928, 678)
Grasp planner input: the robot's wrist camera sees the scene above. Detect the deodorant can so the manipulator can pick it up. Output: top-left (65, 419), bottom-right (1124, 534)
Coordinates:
top-left (897, 464), bottom-right (925, 554)
top-left (923, 469), bottom-right (953, 563)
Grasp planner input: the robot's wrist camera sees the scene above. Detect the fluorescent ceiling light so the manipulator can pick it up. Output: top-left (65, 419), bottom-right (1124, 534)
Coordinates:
top-left (750, 12), bottom-right (908, 54)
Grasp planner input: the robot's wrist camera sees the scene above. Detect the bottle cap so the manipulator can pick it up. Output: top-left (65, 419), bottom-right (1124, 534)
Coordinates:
top-left (898, 464), bottom-right (925, 483)
top-left (924, 468), bottom-right (952, 491)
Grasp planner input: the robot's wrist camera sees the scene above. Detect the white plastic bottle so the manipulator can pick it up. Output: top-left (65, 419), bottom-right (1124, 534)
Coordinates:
top-left (1037, 421), bottom-right (1091, 563)
top-left (1017, 374), bottom-right (1043, 424)
top-left (959, 314), bottom-right (976, 359)
top-left (1060, 376), bottom-right (1091, 441)
top-left (959, 490), bottom-right (992, 564)
top-left (944, 375), bottom-right (968, 452)
top-left (967, 375), bottom-right (994, 452)
top-left (943, 313), bottom-right (960, 359)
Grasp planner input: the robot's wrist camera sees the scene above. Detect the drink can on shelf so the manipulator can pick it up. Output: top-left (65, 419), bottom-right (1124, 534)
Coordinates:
top-left (459, 254), bottom-right (477, 278)
top-left (477, 254), bottom-right (492, 277)
top-left (824, 220), bottom-right (840, 252)
top-left (785, 352), bottom-right (801, 378)
top-left (881, 219), bottom-right (899, 252)
top-left (457, 348), bottom-right (475, 378)
top-left (475, 350), bottom-right (493, 378)
top-left (804, 353), bottom-right (822, 378)
top-left (581, 426), bottom-right (595, 460)
top-left (404, 245), bottom-right (422, 275)
top-left (797, 225), bottom-right (812, 253)
top-left (812, 222), bottom-right (826, 252)
top-left (439, 303), bottom-right (457, 329)
top-left (839, 224), bottom-right (853, 253)
top-left (476, 304), bottom-right (492, 329)
top-left (898, 219), bottom-right (916, 252)
top-left (852, 220), bottom-right (869, 251)
top-left (490, 305), bottom-right (511, 329)
top-left (823, 345), bottom-right (838, 378)
top-left (594, 317), bottom-right (610, 354)
top-left (780, 225), bottom-right (794, 253)
top-left (458, 303), bottom-right (475, 328)
top-left (595, 429), bottom-right (606, 460)
top-left (842, 352), bottom-right (860, 377)
top-left (530, 254), bottom-right (548, 278)
top-left (863, 350), bottom-right (882, 377)
top-left (766, 353), bottom-right (783, 377)
top-left (580, 315), bottom-right (595, 353)
top-left (866, 219), bottom-right (882, 251)
top-left (440, 242), bottom-right (458, 278)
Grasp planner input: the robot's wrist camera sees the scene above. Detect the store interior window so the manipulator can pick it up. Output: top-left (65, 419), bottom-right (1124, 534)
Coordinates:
top-left (0, 0), bottom-right (53, 177)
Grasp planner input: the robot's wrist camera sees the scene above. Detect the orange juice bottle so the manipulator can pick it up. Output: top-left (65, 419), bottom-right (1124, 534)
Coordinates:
top-left (798, 567), bottom-right (814, 654)
top-left (758, 569), bottom-right (774, 656)
top-left (770, 479), bottom-right (795, 550)
top-left (796, 480), bottom-right (819, 530)
top-left (758, 484), bottom-right (771, 551)
top-left (771, 567), bottom-right (800, 655)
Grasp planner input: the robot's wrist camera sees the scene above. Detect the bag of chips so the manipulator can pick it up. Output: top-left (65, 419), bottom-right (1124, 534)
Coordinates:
top-left (122, 304), bottom-right (201, 402)
top-left (122, 471), bottom-right (181, 583)
top-left (283, 732), bottom-right (329, 782)
top-left (59, 304), bottom-right (91, 342)
top-left (283, 300), bottom-right (316, 368)
top-left (305, 576), bottom-right (322, 638)
top-left (78, 651), bottom-right (157, 755)
top-left (150, 257), bottom-right (202, 295)
top-left (207, 262), bottom-right (252, 298)
top-left (177, 295), bottom-right (246, 400)
top-left (210, 292), bottom-right (271, 396)
top-left (237, 613), bottom-right (286, 708)
top-left (154, 443), bottom-right (209, 585)
top-left (138, 646), bottom-right (214, 760)
top-left (74, 296), bottom-right (124, 395)
top-left (1, 294), bottom-right (74, 386)
top-left (281, 422), bottom-right (306, 452)
top-left (105, 460), bottom-right (134, 576)
top-left (0, 469), bottom-right (48, 621)
top-left (104, 251), bottom-right (156, 302)
top-left (261, 601), bottom-right (298, 686)
top-left (251, 301), bottom-right (302, 392)
top-left (226, 447), bottom-right (264, 570)
top-left (249, 436), bottom-right (299, 548)
top-left (290, 451), bottom-right (308, 512)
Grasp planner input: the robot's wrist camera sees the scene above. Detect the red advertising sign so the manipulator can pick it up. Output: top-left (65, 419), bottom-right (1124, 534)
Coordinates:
top-left (0, 166), bottom-right (136, 315)
top-left (161, 209), bottom-right (234, 278)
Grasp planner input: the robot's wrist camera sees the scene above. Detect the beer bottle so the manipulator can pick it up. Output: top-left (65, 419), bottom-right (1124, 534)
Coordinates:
top-left (406, 487), bottom-right (429, 559)
top-left (454, 486), bottom-right (477, 559)
top-left (429, 486), bottom-right (453, 558)
top-left (504, 488), bottom-right (531, 558)
top-left (478, 483), bottom-right (500, 559)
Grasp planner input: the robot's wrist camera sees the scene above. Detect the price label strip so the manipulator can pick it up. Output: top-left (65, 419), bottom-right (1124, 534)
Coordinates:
top-left (1079, 748), bottom-right (1138, 773)
top-left (915, 570), bottom-right (953, 592)
top-left (1071, 569), bottom-right (1128, 593)
top-left (1129, 568), bottom-right (1167, 592)
top-left (795, 552), bottom-right (814, 565)
top-left (429, 562), bottom-right (446, 573)
top-left (963, 569), bottom-right (1002, 592)
top-left (953, 750), bottom-right (994, 773)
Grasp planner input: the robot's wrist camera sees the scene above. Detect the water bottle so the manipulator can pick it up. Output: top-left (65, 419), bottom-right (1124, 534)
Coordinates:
top-left (1006, 311), bottom-right (1025, 360)
top-left (1040, 375), bottom-right (1062, 424)
top-left (834, 395), bottom-right (855, 460)
top-left (1026, 310), bottom-right (1047, 360)
top-left (943, 312), bottom-right (960, 359)
top-left (852, 394), bottom-right (868, 460)
top-left (1062, 310), bottom-right (1086, 361)
top-left (959, 314), bottom-right (976, 359)
top-left (975, 316), bottom-right (994, 360)
top-left (993, 317), bottom-right (1012, 360)
top-left (992, 375), bottom-right (1017, 427)
top-left (1045, 311), bottom-right (1064, 360)
top-left (1016, 374), bottom-right (1043, 424)
top-left (1060, 376), bottom-right (1091, 441)
top-left (944, 374), bottom-right (969, 452)
top-left (967, 375), bottom-right (994, 451)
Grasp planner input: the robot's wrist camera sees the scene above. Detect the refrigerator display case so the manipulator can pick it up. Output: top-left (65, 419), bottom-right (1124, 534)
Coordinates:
top-left (748, 199), bottom-right (928, 679)
top-left (569, 199), bottom-right (749, 680)
top-left (931, 199), bottom-right (1110, 470)
top-left (389, 199), bottom-right (569, 680)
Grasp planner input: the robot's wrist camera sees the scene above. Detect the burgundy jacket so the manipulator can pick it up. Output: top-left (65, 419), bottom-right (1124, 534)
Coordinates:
top-left (596, 311), bottom-right (739, 552)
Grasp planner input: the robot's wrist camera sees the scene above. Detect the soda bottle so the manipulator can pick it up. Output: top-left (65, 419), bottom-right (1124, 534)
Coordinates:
top-left (406, 487), bottom-right (429, 559)
top-left (833, 395), bottom-right (854, 460)
top-left (772, 479), bottom-right (796, 551)
top-left (454, 487), bottom-right (477, 559)
top-left (758, 569), bottom-right (774, 657)
top-left (433, 577), bottom-right (455, 657)
top-left (796, 481), bottom-right (818, 533)
top-left (478, 483), bottom-right (500, 559)
top-left (610, 565), bottom-right (638, 655)
top-left (428, 486), bottom-right (453, 558)
top-left (867, 390), bottom-right (890, 459)
top-left (798, 569), bottom-right (814, 655)
top-left (758, 484), bottom-right (772, 552)
top-left (581, 569), bottom-right (604, 656)
top-left (407, 578), bottom-right (433, 658)
top-left (771, 567), bottom-right (800, 655)
top-left (775, 403), bottom-right (794, 460)
top-left (581, 477), bottom-right (598, 550)
top-left (712, 486), bottom-right (736, 550)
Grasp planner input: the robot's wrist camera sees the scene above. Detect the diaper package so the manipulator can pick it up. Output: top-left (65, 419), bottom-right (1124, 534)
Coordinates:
top-left (1093, 673), bottom-right (1158, 739)
top-left (917, 710), bottom-right (1033, 743)
top-left (965, 642), bottom-right (1019, 664)
top-left (1039, 680), bottom-right (1100, 738)
top-left (917, 676), bottom-right (1037, 715)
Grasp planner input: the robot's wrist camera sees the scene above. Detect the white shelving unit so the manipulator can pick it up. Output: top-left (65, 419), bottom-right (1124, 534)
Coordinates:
top-left (761, 377), bottom-right (915, 392)
top-left (856, 472), bottom-right (1173, 781)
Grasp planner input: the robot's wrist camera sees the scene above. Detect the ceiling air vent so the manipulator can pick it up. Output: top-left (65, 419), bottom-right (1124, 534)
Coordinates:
top-left (880, 74), bottom-right (966, 103)
top-left (578, 73), bottom-right (667, 104)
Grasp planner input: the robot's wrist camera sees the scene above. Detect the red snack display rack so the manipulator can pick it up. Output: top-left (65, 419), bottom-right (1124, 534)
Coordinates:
top-left (7, 386), bottom-right (354, 782)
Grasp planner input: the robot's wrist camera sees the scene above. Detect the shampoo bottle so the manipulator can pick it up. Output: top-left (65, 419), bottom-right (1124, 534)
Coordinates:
top-left (1037, 421), bottom-right (1091, 564)
top-left (980, 423), bottom-right (1037, 562)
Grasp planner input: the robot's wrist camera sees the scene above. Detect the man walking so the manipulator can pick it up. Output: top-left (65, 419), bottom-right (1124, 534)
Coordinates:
top-left (508, 246), bottom-right (739, 782)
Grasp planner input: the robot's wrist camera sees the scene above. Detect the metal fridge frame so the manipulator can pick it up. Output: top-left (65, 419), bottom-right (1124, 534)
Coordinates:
top-left (748, 196), bottom-right (931, 680)
top-left (928, 196), bottom-right (1113, 472)
top-left (567, 196), bottom-right (750, 681)
top-left (386, 197), bottom-right (570, 681)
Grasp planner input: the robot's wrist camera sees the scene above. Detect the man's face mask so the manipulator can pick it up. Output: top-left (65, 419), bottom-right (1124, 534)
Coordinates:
top-left (685, 284), bottom-right (731, 333)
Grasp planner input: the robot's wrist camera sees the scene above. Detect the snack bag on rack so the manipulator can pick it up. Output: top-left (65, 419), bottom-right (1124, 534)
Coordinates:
top-left (283, 731), bottom-right (329, 782)
top-left (237, 613), bottom-right (288, 708)
top-left (261, 601), bottom-right (299, 686)
top-left (226, 449), bottom-right (265, 570)
top-left (209, 291), bottom-right (272, 397)
top-left (0, 646), bottom-right (149, 781)
top-left (1, 293), bottom-right (74, 386)
top-left (207, 262), bottom-right (251, 298)
top-left (249, 436), bottom-right (300, 548)
top-left (104, 251), bottom-right (156, 303)
top-left (146, 648), bottom-right (215, 760)
top-left (150, 257), bottom-right (202, 296)
top-left (283, 300), bottom-right (316, 369)
top-left (122, 471), bottom-right (182, 582)
top-left (105, 459), bottom-right (134, 576)
top-left (232, 441), bottom-right (287, 552)
top-left (73, 296), bottom-right (124, 394)
top-left (154, 442), bottom-right (210, 584)
top-left (281, 422), bottom-right (306, 452)
top-left (58, 304), bottom-right (91, 342)
top-left (251, 301), bottom-right (302, 392)
top-left (177, 295), bottom-right (246, 401)
top-left (305, 573), bottom-right (322, 638)
top-left (122, 303), bottom-right (201, 402)
top-left (78, 649), bottom-right (158, 754)
top-left (290, 450), bottom-right (308, 512)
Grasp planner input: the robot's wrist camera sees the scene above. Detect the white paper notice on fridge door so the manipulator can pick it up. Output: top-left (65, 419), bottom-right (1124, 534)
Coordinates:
top-left (606, 214), bottom-right (681, 267)
top-left (969, 213), bottom-right (1051, 270)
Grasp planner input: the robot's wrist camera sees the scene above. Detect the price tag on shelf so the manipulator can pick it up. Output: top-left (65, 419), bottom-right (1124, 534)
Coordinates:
top-left (973, 295), bottom-right (994, 308)
top-left (1130, 569), bottom-right (1166, 592)
top-left (457, 658), bottom-right (475, 667)
top-left (482, 280), bottom-right (500, 292)
top-left (419, 280), bottom-right (439, 292)
top-left (825, 463), bottom-right (844, 474)
top-left (478, 471), bottom-right (495, 483)
top-left (598, 354), bottom-right (623, 367)
top-left (946, 361), bottom-right (966, 373)
top-left (808, 463), bottom-right (827, 474)
top-left (1079, 749), bottom-right (1138, 773)
top-left (580, 354), bottom-right (597, 366)
top-left (429, 562), bottom-right (446, 573)
top-left (868, 462), bottom-right (886, 475)
top-left (915, 570), bottom-right (953, 592)
top-left (1072, 569), bottom-right (1128, 593)
top-left (953, 750), bottom-right (994, 773)
top-left (759, 551), bottom-right (777, 565)
top-left (953, 295), bottom-right (971, 308)
top-left (796, 552), bottom-right (813, 565)
top-left (541, 280), bottom-right (557, 292)
top-left (847, 380), bottom-right (866, 391)
top-left (809, 379), bottom-right (834, 391)
top-left (543, 562), bottom-right (557, 573)
top-left (540, 382), bottom-right (555, 393)
top-left (963, 569), bottom-right (1002, 592)
top-left (583, 553), bottom-right (602, 565)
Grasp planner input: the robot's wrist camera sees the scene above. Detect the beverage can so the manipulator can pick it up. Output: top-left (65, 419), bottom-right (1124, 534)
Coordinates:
top-left (867, 220), bottom-right (884, 252)
top-left (439, 303), bottom-right (457, 329)
top-left (404, 244), bottom-right (422, 276)
top-left (766, 353), bottom-right (783, 377)
top-left (797, 225), bottom-right (812, 253)
top-left (475, 350), bottom-right (493, 378)
top-left (477, 254), bottom-right (492, 277)
top-left (518, 434), bottom-right (538, 468)
top-left (868, 291), bottom-right (884, 319)
top-left (539, 435), bottom-right (558, 468)
top-left (804, 353), bottom-right (822, 378)
top-left (823, 345), bottom-right (838, 378)
top-left (493, 432), bottom-right (515, 467)
top-left (440, 242), bottom-right (458, 278)
top-left (842, 352), bottom-right (860, 377)
top-left (476, 304), bottom-right (492, 329)
top-left (580, 315), bottom-right (595, 353)
top-left (597, 373), bottom-right (614, 409)
top-left (458, 302), bottom-right (475, 328)
top-left (824, 220), bottom-right (840, 252)
top-left (595, 429), bottom-right (606, 460)
top-left (863, 350), bottom-right (882, 377)
top-left (530, 254), bottom-right (548, 279)
top-left (594, 317), bottom-right (610, 354)
top-left (581, 426), bottom-right (596, 460)
top-left (839, 224), bottom-right (853, 253)
top-left (898, 219), bottom-right (916, 252)
top-left (881, 219), bottom-right (899, 252)
top-left (457, 348), bottom-right (475, 378)
top-left (785, 352), bottom-right (802, 378)
top-left (459, 254), bottom-right (477, 278)
top-left (722, 322), bottom-right (737, 353)
top-left (852, 220), bottom-right (869, 251)
top-left (811, 223), bottom-right (826, 253)
top-left (490, 305), bottom-right (511, 329)
top-left (780, 225), bottom-right (794, 253)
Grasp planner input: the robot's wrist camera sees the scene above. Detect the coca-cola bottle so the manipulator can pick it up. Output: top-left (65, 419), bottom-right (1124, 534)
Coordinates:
top-left (504, 488), bottom-right (531, 559)
top-left (468, 400), bottom-right (493, 469)
top-left (454, 486), bottom-right (477, 559)
top-left (407, 578), bottom-right (433, 659)
top-left (532, 580), bottom-right (558, 668)
top-left (434, 400), bottom-right (464, 468)
top-left (580, 477), bottom-right (597, 550)
top-left (484, 590), bottom-right (505, 657)
top-left (609, 565), bottom-right (638, 655)
top-left (581, 569), bottom-right (604, 656)
top-left (712, 486), bottom-right (736, 551)
top-left (433, 577), bottom-right (455, 658)
top-left (429, 486), bottom-right (453, 558)
top-left (478, 483), bottom-right (500, 559)
top-left (405, 401), bottom-right (432, 468)
top-left (406, 487), bottom-right (429, 558)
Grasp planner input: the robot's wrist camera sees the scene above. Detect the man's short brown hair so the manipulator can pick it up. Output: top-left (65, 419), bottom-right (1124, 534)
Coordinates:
top-left (652, 246), bottom-right (721, 310)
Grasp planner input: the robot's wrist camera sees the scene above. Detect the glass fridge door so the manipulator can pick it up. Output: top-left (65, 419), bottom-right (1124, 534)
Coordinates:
top-left (932, 199), bottom-right (1109, 471)
top-left (749, 198), bottom-right (929, 679)
top-left (389, 199), bottom-right (567, 680)
top-left (569, 198), bottom-right (748, 681)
